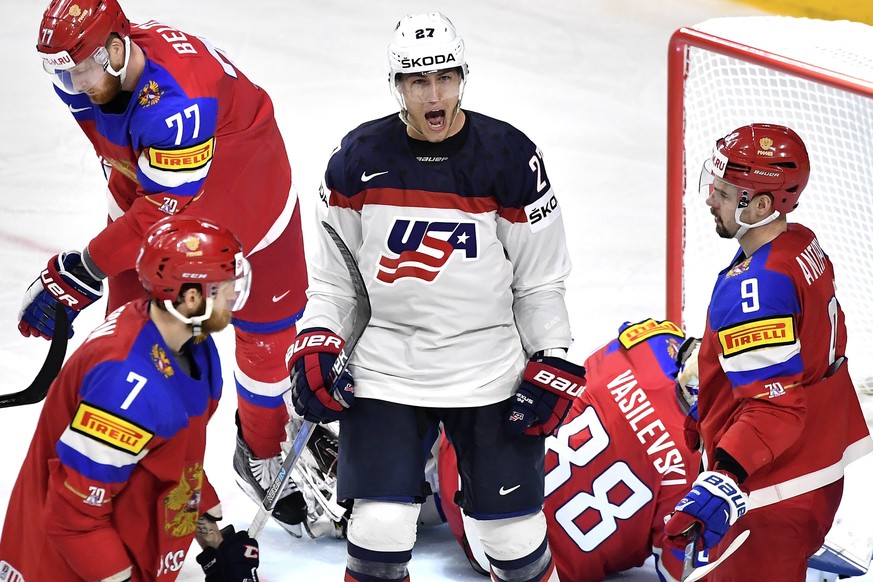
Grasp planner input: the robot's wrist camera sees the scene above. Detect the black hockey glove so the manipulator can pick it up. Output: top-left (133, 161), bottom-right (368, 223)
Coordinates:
top-left (505, 354), bottom-right (586, 437)
top-left (19, 250), bottom-right (103, 340)
top-left (196, 526), bottom-right (260, 582)
top-left (286, 328), bottom-right (355, 423)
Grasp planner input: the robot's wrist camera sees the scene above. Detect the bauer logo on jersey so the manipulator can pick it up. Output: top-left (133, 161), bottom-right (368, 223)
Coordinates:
top-left (148, 138), bottom-right (214, 171)
top-left (377, 219), bottom-right (477, 284)
top-left (718, 316), bottom-right (796, 357)
top-left (618, 318), bottom-right (683, 349)
top-left (71, 402), bottom-right (154, 455)
top-left (525, 191), bottom-right (561, 233)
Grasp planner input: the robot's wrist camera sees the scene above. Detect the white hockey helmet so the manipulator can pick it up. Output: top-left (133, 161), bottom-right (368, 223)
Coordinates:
top-left (388, 13), bottom-right (468, 114)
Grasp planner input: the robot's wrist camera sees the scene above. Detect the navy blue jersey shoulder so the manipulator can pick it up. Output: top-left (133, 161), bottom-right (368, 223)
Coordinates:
top-left (327, 110), bottom-right (547, 209)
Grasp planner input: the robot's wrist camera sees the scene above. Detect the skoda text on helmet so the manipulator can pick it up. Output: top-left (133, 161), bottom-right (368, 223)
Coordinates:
top-left (136, 216), bottom-right (252, 332)
top-left (699, 123), bottom-right (811, 239)
top-left (36, 0), bottom-right (132, 94)
top-left (387, 13), bottom-right (469, 128)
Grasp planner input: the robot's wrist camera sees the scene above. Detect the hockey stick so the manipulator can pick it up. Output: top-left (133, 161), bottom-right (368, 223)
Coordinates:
top-left (0, 307), bottom-right (69, 408)
top-left (681, 526), bottom-right (700, 581)
top-left (248, 222), bottom-right (371, 538)
top-left (682, 529), bottom-right (751, 582)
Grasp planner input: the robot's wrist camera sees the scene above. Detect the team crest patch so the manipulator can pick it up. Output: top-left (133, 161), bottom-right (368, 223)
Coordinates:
top-left (71, 402), bottom-right (153, 455)
top-left (151, 344), bottom-right (175, 378)
top-left (666, 336), bottom-right (681, 360)
top-left (726, 257), bottom-right (753, 278)
top-left (147, 138), bottom-right (214, 171)
top-left (164, 463), bottom-right (204, 538)
top-left (718, 316), bottom-right (796, 357)
top-left (618, 319), bottom-right (684, 349)
top-left (138, 80), bottom-right (163, 107)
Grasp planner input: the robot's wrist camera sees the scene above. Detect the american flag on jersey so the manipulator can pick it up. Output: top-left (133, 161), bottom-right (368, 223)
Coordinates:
top-left (0, 560), bottom-right (25, 582)
top-left (377, 219), bottom-right (478, 284)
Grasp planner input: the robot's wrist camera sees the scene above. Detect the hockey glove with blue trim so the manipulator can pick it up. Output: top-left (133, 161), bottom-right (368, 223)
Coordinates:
top-left (505, 353), bottom-right (586, 437)
top-left (19, 250), bottom-right (103, 340)
top-left (286, 328), bottom-right (355, 423)
top-left (664, 470), bottom-right (748, 551)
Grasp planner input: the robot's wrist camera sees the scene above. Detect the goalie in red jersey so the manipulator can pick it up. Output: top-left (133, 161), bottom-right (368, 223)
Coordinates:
top-left (440, 319), bottom-right (702, 582)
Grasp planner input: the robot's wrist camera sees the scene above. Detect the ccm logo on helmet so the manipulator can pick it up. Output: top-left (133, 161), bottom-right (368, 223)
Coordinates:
top-left (533, 370), bottom-right (584, 397)
top-left (401, 53), bottom-right (456, 69)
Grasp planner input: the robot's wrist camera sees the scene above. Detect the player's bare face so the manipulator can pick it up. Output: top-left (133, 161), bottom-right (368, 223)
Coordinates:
top-left (85, 71), bottom-right (122, 105)
top-left (706, 177), bottom-right (741, 239)
top-left (199, 281), bottom-right (239, 334)
top-left (400, 70), bottom-right (463, 142)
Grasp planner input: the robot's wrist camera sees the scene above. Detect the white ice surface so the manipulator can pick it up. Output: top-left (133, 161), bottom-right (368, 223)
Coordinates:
top-left (2, 0), bottom-right (871, 580)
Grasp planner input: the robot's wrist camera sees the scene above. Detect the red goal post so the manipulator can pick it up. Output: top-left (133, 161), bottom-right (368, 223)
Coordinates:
top-left (666, 17), bottom-right (873, 392)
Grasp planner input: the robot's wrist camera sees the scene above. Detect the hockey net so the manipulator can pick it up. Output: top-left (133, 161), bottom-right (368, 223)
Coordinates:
top-left (666, 16), bottom-right (873, 396)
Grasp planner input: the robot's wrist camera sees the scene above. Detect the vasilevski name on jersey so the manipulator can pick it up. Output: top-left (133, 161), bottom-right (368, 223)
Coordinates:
top-left (439, 320), bottom-right (699, 582)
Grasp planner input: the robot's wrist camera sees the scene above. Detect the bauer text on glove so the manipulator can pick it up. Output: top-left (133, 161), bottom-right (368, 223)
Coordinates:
top-left (286, 328), bottom-right (355, 423)
top-left (505, 355), bottom-right (586, 437)
top-left (18, 250), bottom-right (103, 340)
top-left (663, 470), bottom-right (748, 551)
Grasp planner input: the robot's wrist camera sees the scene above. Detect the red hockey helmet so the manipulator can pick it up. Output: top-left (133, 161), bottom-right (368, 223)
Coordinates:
top-left (136, 216), bottom-right (251, 312)
top-left (36, 0), bottom-right (131, 94)
top-left (701, 123), bottom-right (811, 214)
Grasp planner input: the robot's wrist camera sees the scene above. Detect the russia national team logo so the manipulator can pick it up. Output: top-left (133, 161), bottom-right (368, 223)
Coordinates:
top-left (377, 219), bottom-right (478, 284)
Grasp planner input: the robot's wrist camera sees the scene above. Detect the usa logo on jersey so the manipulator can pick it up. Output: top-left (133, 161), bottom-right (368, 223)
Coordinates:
top-left (377, 219), bottom-right (478, 284)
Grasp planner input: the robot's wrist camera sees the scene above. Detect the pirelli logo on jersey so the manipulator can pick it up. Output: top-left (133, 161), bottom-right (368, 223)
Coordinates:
top-left (71, 402), bottom-right (153, 455)
top-left (718, 316), bottom-right (796, 357)
top-left (619, 318), bottom-right (683, 349)
top-left (148, 138), bottom-right (214, 171)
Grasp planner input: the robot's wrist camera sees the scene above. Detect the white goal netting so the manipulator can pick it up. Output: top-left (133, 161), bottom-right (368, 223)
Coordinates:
top-left (668, 16), bottom-right (873, 395)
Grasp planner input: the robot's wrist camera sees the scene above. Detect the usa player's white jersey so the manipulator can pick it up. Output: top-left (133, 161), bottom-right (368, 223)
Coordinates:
top-left (300, 111), bottom-right (573, 406)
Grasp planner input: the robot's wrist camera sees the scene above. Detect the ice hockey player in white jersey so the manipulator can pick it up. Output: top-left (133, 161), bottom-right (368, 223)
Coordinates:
top-left (285, 12), bottom-right (586, 582)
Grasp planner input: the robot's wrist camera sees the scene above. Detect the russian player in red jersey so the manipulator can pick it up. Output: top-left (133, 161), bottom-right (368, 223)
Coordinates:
top-left (664, 124), bottom-right (873, 580)
top-left (440, 319), bottom-right (702, 582)
top-left (0, 216), bottom-right (259, 581)
top-left (22, 0), bottom-right (310, 534)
